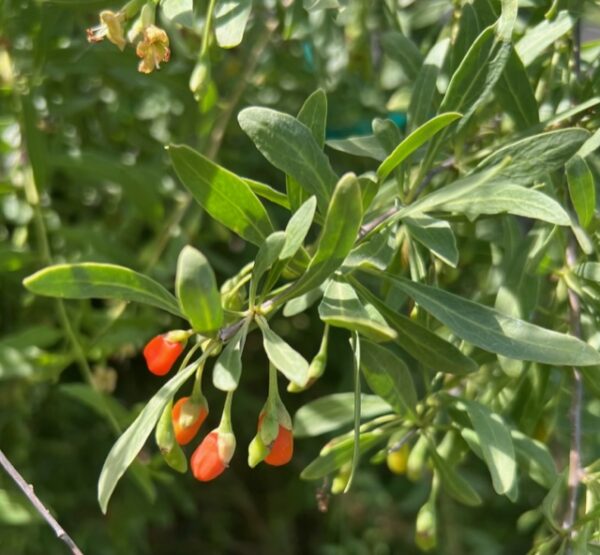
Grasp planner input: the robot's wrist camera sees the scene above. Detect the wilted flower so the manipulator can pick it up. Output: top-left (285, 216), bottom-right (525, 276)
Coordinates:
top-left (136, 25), bottom-right (170, 74)
top-left (86, 10), bottom-right (127, 51)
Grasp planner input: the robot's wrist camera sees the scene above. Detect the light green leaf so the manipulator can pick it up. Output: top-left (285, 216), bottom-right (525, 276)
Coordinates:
top-left (405, 215), bottom-right (459, 267)
top-left (257, 316), bottom-right (309, 386)
top-left (326, 134), bottom-right (388, 161)
top-left (377, 113), bottom-right (462, 181)
top-left (475, 128), bottom-right (590, 185)
top-left (360, 339), bottom-right (417, 417)
top-left (381, 31), bottom-right (423, 81)
top-left (212, 322), bottom-right (248, 391)
top-left (98, 357), bottom-right (204, 513)
top-left (342, 227), bottom-right (396, 272)
top-left (280, 196), bottom-right (317, 260)
top-left (516, 10), bottom-right (574, 67)
top-left (250, 232), bottom-right (286, 303)
top-left (435, 182), bottom-right (570, 226)
top-left (352, 279), bottom-right (478, 375)
top-left (169, 145), bottom-right (274, 246)
top-left (567, 156), bottom-right (596, 229)
top-left (215, 0), bottom-right (252, 48)
top-left (408, 38), bottom-right (448, 131)
top-left (429, 444), bottom-right (482, 506)
top-left (455, 399), bottom-right (516, 496)
top-left (496, 47), bottom-right (539, 129)
top-left (24, 263), bottom-right (182, 317)
top-left (574, 263), bottom-right (600, 284)
top-left (380, 273), bottom-right (600, 366)
top-left (238, 107), bottom-right (337, 213)
top-left (282, 284), bottom-right (326, 317)
top-left (176, 246), bottom-right (223, 334)
top-left (161, 0), bottom-right (194, 27)
top-left (300, 432), bottom-right (387, 480)
top-left (318, 279), bottom-right (397, 342)
top-left (511, 430), bottom-right (558, 489)
top-left (244, 178), bottom-right (290, 209)
top-left (293, 393), bottom-right (392, 438)
top-left (287, 90), bottom-right (328, 211)
top-left (281, 173), bottom-right (363, 303)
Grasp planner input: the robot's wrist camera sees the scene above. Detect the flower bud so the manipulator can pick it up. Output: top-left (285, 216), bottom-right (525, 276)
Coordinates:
top-left (415, 499), bottom-right (437, 551)
top-left (191, 429), bottom-right (236, 481)
top-left (189, 56), bottom-right (211, 101)
top-left (143, 333), bottom-right (186, 376)
top-left (172, 396), bottom-right (208, 445)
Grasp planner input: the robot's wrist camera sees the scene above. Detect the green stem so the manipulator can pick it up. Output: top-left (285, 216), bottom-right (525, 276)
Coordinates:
top-left (219, 391), bottom-right (234, 433)
top-left (201, 0), bottom-right (217, 55)
top-left (267, 362), bottom-right (280, 406)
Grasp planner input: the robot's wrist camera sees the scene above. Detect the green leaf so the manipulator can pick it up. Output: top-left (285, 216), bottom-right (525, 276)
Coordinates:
top-left (282, 173), bottom-right (363, 303)
top-left (434, 182), bottom-right (570, 226)
top-left (60, 383), bottom-right (130, 428)
top-left (280, 196), bottom-right (317, 260)
top-left (176, 246), bottom-right (223, 334)
top-left (475, 128), bottom-right (590, 185)
top-left (238, 107), bottom-right (337, 213)
top-left (318, 279), bottom-right (397, 342)
top-left (212, 322), bottom-right (248, 391)
top-left (293, 393), bottom-right (392, 438)
top-left (300, 432), bottom-right (387, 480)
top-left (496, 47), bottom-right (539, 130)
top-left (287, 90), bottom-right (328, 211)
top-left (429, 444), bottom-right (482, 506)
top-left (408, 39), bottom-right (448, 131)
top-left (511, 430), bottom-right (557, 489)
top-left (380, 274), bottom-right (600, 366)
top-left (161, 0), bottom-right (194, 27)
top-left (250, 232), bottom-right (286, 303)
top-left (573, 263), bottom-right (600, 284)
top-left (515, 10), bottom-right (573, 67)
top-left (381, 31), bottom-right (423, 81)
top-left (405, 215), bottom-right (459, 267)
top-left (455, 399), bottom-right (516, 496)
top-left (326, 134), bottom-right (388, 161)
top-left (257, 316), bottom-right (309, 386)
top-left (282, 284), bottom-right (326, 317)
top-left (23, 263), bottom-right (182, 317)
top-left (351, 280), bottom-right (478, 376)
top-left (169, 145), bottom-right (274, 246)
top-left (342, 227), bottom-right (396, 272)
top-left (377, 113), bottom-right (462, 181)
top-left (98, 357), bottom-right (204, 513)
top-left (360, 339), bottom-right (417, 417)
top-left (244, 178), bottom-right (290, 209)
top-left (214, 0), bottom-right (252, 48)
top-left (567, 156), bottom-right (596, 229)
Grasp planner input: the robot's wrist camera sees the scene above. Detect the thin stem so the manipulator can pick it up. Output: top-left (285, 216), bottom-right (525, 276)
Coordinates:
top-left (200, 0), bottom-right (217, 56)
top-left (0, 450), bottom-right (84, 555)
top-left (268, 362), bottom-right (279, 403)
top-left (219, 391), bottom-right (234, 432)
top-left (564, 239), bottom-right (584, 540)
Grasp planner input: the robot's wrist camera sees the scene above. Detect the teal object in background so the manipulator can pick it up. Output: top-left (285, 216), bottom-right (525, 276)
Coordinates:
top-left (326, 112), bottom-right (407, 139)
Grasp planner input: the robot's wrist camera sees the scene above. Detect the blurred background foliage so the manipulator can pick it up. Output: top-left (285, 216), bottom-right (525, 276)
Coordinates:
top-left (2, 0), bottom-right (600, 553)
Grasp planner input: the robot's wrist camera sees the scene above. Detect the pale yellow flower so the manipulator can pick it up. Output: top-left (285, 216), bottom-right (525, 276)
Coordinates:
top-left (136, 25), bottom-right (170, 74)
top-left (86, 10), bottom-right (126, 51)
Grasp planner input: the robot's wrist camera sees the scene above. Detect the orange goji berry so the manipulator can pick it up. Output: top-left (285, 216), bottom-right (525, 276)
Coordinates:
top-left (190, 430), bottom-right (235, 482)
top-left (143, 334), bottom-right (184, 376)
top-left (172, 396), bottom-right (208, 446)
top-left (258, 413), bottom-right (293, 467)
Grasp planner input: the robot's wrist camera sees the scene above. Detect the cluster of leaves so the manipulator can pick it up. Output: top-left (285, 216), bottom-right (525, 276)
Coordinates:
top-left (4, 0), bottom-right (600, 553)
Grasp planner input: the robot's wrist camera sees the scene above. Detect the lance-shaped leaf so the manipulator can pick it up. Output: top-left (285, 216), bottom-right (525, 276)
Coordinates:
top-left (326, 134), bottom-right (388, 161)
top-left (429, 444), bottom-right (482, 506)
top-left (405, 215), bottom-right (459, 267)
top-left (474, 128), bottom-right (590, 185)
top-left (318, 279), bottom-right (397, 342)
top-left (434, 182), bottom-right (570, 226)
top-left (300, 432), bottom-right (387, 480)
top-left (256, 316), bottom-right (309, 386)
top-left (162, 0), bottom-right (194, 27)
top-left (294, 393), bottom-right (392, 438)
top-left (24, 263), bottom-right (182, 317)
top-left (511, 430), bottom-right (557, 489)
top-left (381, 31), bottom-right (423, 81)
top-left (238, 107), bottom-right (337, 213)
top-left (287, 90), bottom-right (328, 211)
top-left (567, 156), bottom-right (596, 229)
top-left (212, 322), bottom-right (248, 391)
top-left (351, 279), bottom-right (478, 375)
top-left (214, 0), bottom-right (252, 49)
top-left (377, 112), bottom-right (462, 180)
top-left (516, 10), bottom-right (574, 67)
top-left (176, 246), bottom-right (223, 334)
top-left (453, 399), bottom-right (517, 496)
top-left (169, 145), bottom-right (274, 246)
top-left (381, 273), bottom-right (600, 366)
top-left (360, 339), bottom-right (417, 417)
top-left (250, 232), bottom-right (286, 303)
top-left (283, 284), bottom-right (326, 317)
top-left (280, 196), bottom-right (317, 260)
top-left (281, 173), bottom-right (363, 303)
top-left (98, 357), bottom-right (204, 513)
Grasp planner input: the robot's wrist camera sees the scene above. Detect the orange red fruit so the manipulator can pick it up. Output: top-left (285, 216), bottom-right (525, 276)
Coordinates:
top-left (171, 396), bottom-right (208, 445)
top-left (143, 334), bottom-right (184, 376)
